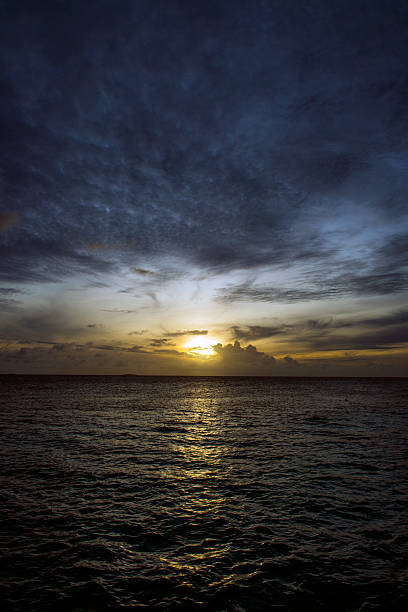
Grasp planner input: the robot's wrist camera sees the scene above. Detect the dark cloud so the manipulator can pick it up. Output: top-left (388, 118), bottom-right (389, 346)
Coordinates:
top-left (218, 266), bottom-right (408, 303)
top-left (0, 287), bottom-right (24, 295)
top-left (167, 329), bottom-right (208, 337)
top-left (232, 324), bottom-right (290, 342)
top-left (283, 356), bottom-right (299, 367)
top-left (303, 326), bottom-right (408, 352)
top-left (360, 310), bottom-right (408, 327)
top-left (152, 348), bottom-right (185, 355)
top-left (31, 339), bottom-right (146, 354)
top-left (0, 304), bottom-right (84, 340)
top-left (213, 341), bottom-right (276, 374)
top-left (0, 1), bottom-right (407, 284)
top-left (149, 338), bottom-right (175, 347)
top-left (0, 287), bottom-right (24, 311)
top-left (231, 308), bottom-right (408, 352)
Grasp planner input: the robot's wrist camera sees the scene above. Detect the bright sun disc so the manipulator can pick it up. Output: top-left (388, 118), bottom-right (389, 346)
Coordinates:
top-left (184, 335), bottom-right (219, 356)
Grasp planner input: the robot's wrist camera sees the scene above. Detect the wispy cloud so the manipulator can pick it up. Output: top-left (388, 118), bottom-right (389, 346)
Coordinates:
top-left (231, 309), bottom-right (408, 352)
top-left (166, 330), bottom-right (208, 337)
top-left (1, 3), bottom-right (407, 286)
top-left (149, 338), bottom-right (175, 347)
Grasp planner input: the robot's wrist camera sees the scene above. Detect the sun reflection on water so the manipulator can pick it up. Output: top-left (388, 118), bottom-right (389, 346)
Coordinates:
top-left (156, 384), bottom-right (237, 577)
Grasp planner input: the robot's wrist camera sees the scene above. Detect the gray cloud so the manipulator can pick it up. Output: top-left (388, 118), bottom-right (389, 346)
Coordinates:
top-left (0, 297), bottom-right (20, 312)
top-left (0, 287), bottom-right (25, 295)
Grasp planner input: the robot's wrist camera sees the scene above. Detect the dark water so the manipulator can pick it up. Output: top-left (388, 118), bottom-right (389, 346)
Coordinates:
top-left (1, 376), bottom-right (407, 611)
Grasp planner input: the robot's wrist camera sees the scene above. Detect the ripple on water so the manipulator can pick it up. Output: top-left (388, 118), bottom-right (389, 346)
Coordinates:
top-left (1, 375), bottom-right (407, 610)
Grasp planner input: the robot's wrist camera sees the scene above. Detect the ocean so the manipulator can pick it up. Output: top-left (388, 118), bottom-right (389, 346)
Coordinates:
top-left (1, 375), bottom-right (407, 611)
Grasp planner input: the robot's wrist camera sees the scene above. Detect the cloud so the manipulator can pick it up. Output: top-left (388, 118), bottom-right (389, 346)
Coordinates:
top-left (101, 309), bottom-right (136, 314)
top-left (218, 266), bottom-right (408, 303)
top-left (230, 308), bottom-right (408, 353)
top-left (0, 304), bottom-right (84, 340)
top-left (0, 287), bottom-right (25, 312)
top-left (0, 2), bottom-right (407, 286)
top-left (0, 297), bottom-right (20, 311)
top-left (149, 338), bottom-right (175, 347)
top-left (231, 324), bottom-right (290, 341)
top-left (0, 287), bottom-right (24, 295)
top-left (152, 348), bottom-right (185, 355)
top-left (133, 268), bottom-right (155, 276)
top-left (360, 310), bottom-right (408, 327)
top-left (167, 330), bottom-right (208, 337)
top-left (212, 341), bottom-right (276, 374)
top-left (303, 326), bottom-right (408, 352)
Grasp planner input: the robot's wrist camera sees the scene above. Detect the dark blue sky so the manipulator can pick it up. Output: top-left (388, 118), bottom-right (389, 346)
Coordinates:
top-left (0, 0), bottom-right (407, 374)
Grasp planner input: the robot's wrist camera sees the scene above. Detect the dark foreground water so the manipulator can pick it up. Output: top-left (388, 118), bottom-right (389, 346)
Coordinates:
top-left (0, 376), bottom-right (407, 611)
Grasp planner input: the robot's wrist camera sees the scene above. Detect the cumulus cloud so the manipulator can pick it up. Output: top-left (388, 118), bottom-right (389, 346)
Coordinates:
top-left (212, 341), bottom-right (276, 374)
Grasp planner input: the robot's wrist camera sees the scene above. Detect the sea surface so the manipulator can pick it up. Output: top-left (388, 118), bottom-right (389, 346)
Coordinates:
top-left (0, 376), bottom-right (407, 611)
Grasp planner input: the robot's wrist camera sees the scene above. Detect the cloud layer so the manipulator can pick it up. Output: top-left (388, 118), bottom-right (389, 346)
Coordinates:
top-left (0, 1), bottom-right (407, 375)
top-left (0, 1), bottom-right (407, 298)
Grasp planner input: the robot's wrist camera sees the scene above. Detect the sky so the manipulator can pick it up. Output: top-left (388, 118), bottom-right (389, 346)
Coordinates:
top-left (0, 0), bottom-right (407, 375)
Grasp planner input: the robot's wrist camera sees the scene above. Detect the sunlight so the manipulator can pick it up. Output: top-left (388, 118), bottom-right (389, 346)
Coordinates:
top-left (184, 335), bottom-right (219, 356)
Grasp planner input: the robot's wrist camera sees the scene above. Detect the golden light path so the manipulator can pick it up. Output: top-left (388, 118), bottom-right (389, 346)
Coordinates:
top-left (183, 335), bottom-right (220, 356)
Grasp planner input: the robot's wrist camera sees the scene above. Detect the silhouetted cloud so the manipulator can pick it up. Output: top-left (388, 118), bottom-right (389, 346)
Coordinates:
top-left (213, 341), bottom-right (276, 374)
top-left (231, 308), bottom-right (408, 352)
top-left (302, 326), bottom-right (408, 352)
top-left (167, 330), bottom-right (208, 337)
top-left (149, 338), bottom-right (175, 347)
top-left (232, 325), bottom-right (290, 341)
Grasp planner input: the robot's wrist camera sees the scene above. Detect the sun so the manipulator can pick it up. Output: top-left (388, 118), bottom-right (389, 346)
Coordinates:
top-left (184, 335), bottom-right (219, 356)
